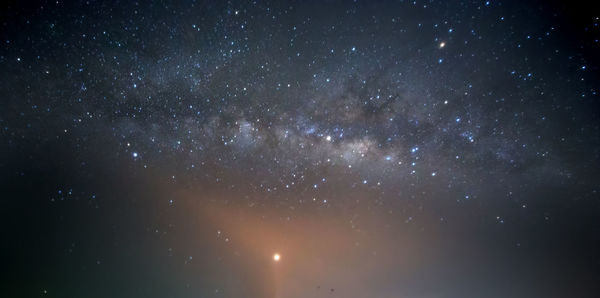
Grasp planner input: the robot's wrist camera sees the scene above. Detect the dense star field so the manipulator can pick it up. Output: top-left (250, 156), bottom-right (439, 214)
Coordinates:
top-left (1, 0), bottom-right (600, 297)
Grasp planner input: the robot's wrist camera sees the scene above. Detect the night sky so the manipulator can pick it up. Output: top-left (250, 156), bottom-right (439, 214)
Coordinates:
top-left (2, 1), bottom-right (600, 297)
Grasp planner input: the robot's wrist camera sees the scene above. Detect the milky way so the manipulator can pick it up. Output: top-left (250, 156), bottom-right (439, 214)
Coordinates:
top-left (1, 1), bottom-right (600, 297)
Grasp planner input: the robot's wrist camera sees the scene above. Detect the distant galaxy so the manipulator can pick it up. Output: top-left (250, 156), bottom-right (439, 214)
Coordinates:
top-left (1, 0), bottom-right (600, 297)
